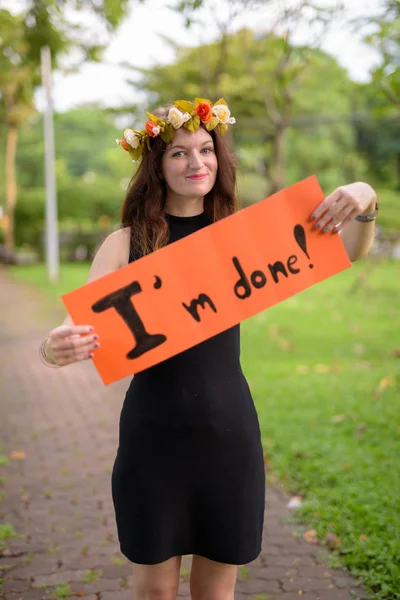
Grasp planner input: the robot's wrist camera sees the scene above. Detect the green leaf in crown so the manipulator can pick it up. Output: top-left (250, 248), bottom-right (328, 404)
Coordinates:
top-left (184, 114), bottom-right (200, 133)
top-left (146, 112), bottom-right (163, 124)
top-left (205, 117), bottom-right (219, 132)
top-left (217, 122), bottom-right (228, 135)
top-left (213, 98), bottom-right (228, 107)
top-left (174, 100), bottom-right (195, 114)
top-left (160, 123), bottom-right (174, 144)
top-left (128, 144), bottom-right (144, 161)
top-left (194, 97), bottom-right (212, 107)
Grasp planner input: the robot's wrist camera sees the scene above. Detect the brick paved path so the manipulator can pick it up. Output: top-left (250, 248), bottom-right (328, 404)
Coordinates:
top-left (0, 269), bottom-right (368, 600)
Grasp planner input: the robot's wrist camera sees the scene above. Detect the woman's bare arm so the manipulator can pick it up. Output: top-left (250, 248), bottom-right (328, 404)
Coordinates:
top-left (44, 227), bottom-right (131, 365)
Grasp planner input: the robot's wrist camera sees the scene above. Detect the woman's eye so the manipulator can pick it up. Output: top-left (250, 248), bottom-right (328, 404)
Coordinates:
top-left (202, 147), bottom-right (213, 154)
top-left (172, 151), bottom-right (184, 158)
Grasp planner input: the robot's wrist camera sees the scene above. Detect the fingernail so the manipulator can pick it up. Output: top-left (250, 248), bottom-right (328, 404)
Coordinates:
top-left (310, 214), bottom-right (316, 221)
top-left (90, 353), bottom-right (94, 358)
top-left (323, 227), bottom-right (330, 233)
top-left (315, 223), bottom-right (321, 230)
top-left (94, 343), bottom-right (99, 349)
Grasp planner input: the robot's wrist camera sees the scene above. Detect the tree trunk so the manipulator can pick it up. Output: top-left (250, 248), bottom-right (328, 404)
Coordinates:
top-left (5, 124), bottom-right (18, 252)
top-left (272, 123), bottom-right (286, 192)
top-left (263, 124), bottom-right (286, 194)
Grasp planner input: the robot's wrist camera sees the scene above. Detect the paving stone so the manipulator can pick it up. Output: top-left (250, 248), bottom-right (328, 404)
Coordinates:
top-left (315, 591), bottom-right (356, 600)
top-left (280, 593), bottom-right (319, 600)
top-left (236, 579), bottom-right (281, 594)
top-left (281, 576), bottom-right (337, 593)
top-left (0, 579), bottom-right (31, 593)
top-left (101, 590), bottom-right (134, 600)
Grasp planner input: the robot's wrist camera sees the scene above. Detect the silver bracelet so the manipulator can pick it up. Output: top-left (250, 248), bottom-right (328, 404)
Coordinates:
top-left (355, 202), bottom-right (379, 222)
top-left (39, 338), bottom-right (60, 368)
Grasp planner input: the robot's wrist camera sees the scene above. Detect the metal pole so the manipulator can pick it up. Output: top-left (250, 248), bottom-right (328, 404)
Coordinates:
top-left (40, 45), bottom-right (59, 283)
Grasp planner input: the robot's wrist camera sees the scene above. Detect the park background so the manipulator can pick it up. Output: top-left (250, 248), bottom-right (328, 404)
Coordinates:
top-left (0, 1), bottom-right (399, 599)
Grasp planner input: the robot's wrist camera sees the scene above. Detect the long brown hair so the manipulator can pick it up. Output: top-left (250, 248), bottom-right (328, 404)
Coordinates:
top-left (120, 106), bottom-right (237, 258)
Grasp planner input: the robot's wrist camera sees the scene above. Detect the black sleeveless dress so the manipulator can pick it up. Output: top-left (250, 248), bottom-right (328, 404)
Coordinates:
top-left (111, 212), bottom-right (265, 565)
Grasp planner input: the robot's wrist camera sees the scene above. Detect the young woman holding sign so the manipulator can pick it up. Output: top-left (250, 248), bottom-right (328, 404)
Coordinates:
top-left (40, 98), bottom-right (378, 600)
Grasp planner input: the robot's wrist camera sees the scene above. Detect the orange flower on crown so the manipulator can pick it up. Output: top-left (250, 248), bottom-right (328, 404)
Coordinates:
top-left (146, 120), bottom-right (161, 138)
top-left (196, 102), bottom-right (213, 124)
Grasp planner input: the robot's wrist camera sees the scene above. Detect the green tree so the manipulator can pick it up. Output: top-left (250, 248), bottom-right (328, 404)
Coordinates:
top-left (364, 0), bottom-right (400, 107)
top-left (124, 27), bottom-right (356, 196)
top-left (12, 105), bottom-right (129, 249)
top-left (0, 9), bottom-right (37, 251)
top-left (0, 0), bottom-right (130, 251)
top-left (124, 0), bottom-right (343, 193)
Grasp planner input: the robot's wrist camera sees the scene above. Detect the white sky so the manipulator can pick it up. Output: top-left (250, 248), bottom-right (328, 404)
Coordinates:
top-left (6, 0), bottom-right (385, 112)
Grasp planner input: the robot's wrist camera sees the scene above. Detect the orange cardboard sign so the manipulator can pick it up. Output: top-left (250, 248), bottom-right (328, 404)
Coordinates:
top-left (62, 176), bottom-right (351, 385)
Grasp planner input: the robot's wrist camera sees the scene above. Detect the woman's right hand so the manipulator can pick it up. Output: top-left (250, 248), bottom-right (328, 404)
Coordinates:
top-left (45, 325), bottom-right (99, 366)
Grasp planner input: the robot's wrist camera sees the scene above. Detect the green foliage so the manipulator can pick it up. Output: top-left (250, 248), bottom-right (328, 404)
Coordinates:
top-left (373, 188), bottom-right (400, 231)
top-left (124, 29), bottom-right (363, 194)
top-left (83, 569), bottom-right (102, 583)
top-left (364, 1), bottom-right (400, 107)
top-left (0, 0), bottom-right (130, 250)
top-left (0, 523), bottom-right (17, 552)
top-left (1, 19), bottom-right (399, 250)
top-left (22, 0), bottom-right (130, 68)
top-left (0, 6), bottom-right (37, 174)
top-left (0, 455), bottom-right (9, 467)
top-left (7, 106), bottom-right (129, 250)
top-left (52, 582), bottom-right (72, 598)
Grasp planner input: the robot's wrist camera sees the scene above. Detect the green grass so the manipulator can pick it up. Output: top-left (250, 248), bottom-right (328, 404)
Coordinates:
top-left (8, 262), bottom-right (89, 308)
top-left (373, 188), bottom-right (400, 232)
top-left (6, 259), bottom-right (400, 599)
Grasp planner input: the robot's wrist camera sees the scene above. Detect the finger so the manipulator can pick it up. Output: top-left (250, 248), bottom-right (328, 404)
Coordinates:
top-left (311, 188), bottom-right (342, 222)
top-left (56, 345), bottom-right (97, 364)
top-left (314, 197), bottom-right (347, 231)
top-left (333, 208), bottom-right (360, 233)
top-left (55, 342), bottom-right (99, 360)
top-left (53, 334), bottom-right (98, 352)
top-left (57, 352), bottom-right (94, 366)
top-left (50, 325), bottom-right (95, 340)
top-left (319, 203), bottom-right (354, 233)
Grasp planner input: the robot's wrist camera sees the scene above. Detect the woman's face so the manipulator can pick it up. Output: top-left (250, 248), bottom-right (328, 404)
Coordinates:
top-left (161, 126), bottom-right (218, 202)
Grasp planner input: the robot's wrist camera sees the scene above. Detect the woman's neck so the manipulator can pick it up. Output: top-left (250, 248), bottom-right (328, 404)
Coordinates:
top-left (164, 195), bottom-right (204, 217)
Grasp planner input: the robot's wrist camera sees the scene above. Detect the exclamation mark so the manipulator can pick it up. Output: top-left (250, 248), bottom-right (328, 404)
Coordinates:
top-left (294, 224), bottom-right (314, 269)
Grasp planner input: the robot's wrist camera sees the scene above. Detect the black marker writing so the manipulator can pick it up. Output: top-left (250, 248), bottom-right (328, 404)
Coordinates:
top-left (92, 280), bottom-right (167, 360)
top-left (182, 293), bottom-right (217, 322)
top-left (294, 224), bottom-right (313, 269)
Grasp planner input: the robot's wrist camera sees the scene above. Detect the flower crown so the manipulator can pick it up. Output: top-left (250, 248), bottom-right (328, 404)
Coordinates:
top-left (116, 97), bottom-right (236, 162)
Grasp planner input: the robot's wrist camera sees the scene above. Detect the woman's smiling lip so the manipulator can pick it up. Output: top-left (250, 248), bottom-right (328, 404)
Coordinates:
top-left (186, 174), bottom-right (207, 180)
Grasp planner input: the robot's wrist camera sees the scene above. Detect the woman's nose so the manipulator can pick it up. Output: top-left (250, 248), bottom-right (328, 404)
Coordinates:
top-left (189, 152), bottom-right (204, 169)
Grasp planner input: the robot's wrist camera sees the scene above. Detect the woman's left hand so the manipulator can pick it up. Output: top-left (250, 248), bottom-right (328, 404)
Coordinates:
top-left (311, 182), bottom-right (377, 234)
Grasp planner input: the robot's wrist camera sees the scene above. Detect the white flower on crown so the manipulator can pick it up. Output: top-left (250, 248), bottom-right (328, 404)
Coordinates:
top-left (125, 129), bottom-right (140, 149)
top-left (168, 107), bottom-right (191, 129)
top-left (152, 125), bottom-right (161, 136)
top-left (212, 104), bottom-right (236, 125)
top-left (168, 107), bottom-right (183, 129)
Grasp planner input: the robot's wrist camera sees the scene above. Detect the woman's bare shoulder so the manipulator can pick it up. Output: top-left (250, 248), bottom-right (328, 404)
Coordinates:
top-left (104, 226), bottom-right (131, 262)
top-left (86, 227), bottom-right (131, 284)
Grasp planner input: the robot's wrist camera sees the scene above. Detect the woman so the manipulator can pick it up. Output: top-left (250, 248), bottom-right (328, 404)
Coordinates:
top-left (40, 98), bottom-right (378, 600)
